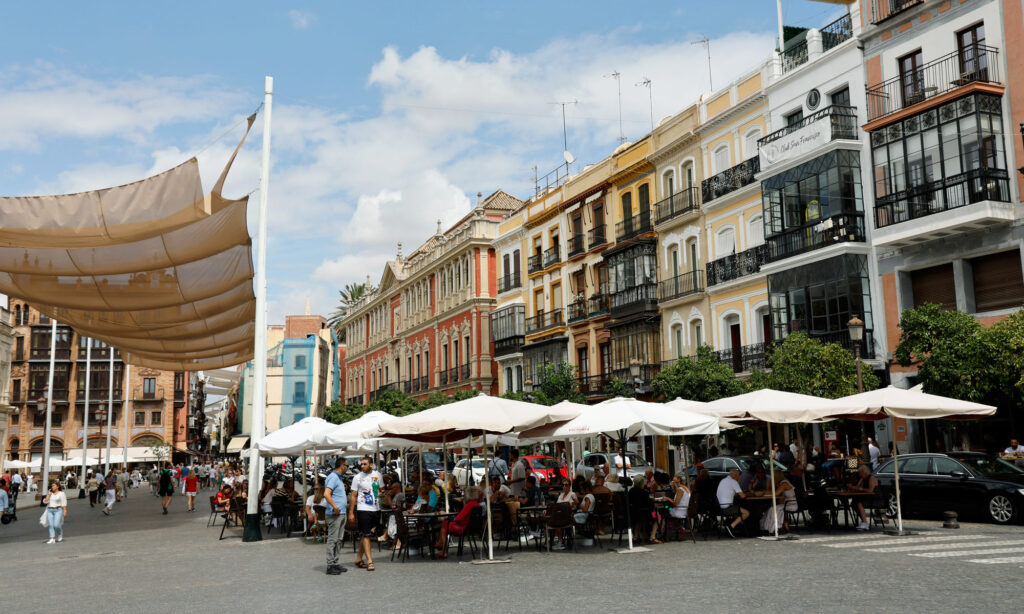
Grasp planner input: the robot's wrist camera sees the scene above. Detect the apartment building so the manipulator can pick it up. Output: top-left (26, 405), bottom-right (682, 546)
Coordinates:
top-left (0, 308), bottom-right (14, 463)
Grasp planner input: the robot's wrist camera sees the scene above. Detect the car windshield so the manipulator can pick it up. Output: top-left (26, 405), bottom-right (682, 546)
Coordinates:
top-left (954, 455), bottom-right (1024, 477)
top-left (736, 457), bottom-right (787, 472)
top-left (529, 458), bottom-right (561, 470)
top-left (622, 453), bottom-right (651, 470)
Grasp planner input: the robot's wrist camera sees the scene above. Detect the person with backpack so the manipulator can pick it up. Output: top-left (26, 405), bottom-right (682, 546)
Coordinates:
top-left (158, 463), bottom-right (174, 515)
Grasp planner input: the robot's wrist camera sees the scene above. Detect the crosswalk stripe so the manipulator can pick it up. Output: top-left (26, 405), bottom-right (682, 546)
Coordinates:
top-left (863, 537), bottom-right (998, 552)
top-left (797, 531), bottom-right (936, 544)
top-left (825, 535), bottom-right (976, 548)
top-left (968, 556), bottom-right (1024, 564)
top-left (915, 545), bottom-right (1024, 558)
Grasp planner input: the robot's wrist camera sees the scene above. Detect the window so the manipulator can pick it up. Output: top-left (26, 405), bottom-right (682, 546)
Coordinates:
top-left (785, 109), bottom-right (804, 127)
top-left (505, 367), bottom-right (513, 393)
top-left (957, 23), bottom-right (987, 80)
top-left (900, 457), bottom-right (931, 474)
top-left (294, 354), bottom-right (306, 370)
top-left (577, 346), bottom-right (589, 377)
top-left (932, 457), bottom-right (964, 476)
top-left (688, 240), bottom-right (699, 272)
top-left (534, 288), bottom-right (545, 316)
top-left (293, 381), bottom-right (306, 404)
top-left (669, 246), bottom-right (679, 278)
top-left (551, 282), bottom-right (562, 312)
top-left (143, 377), bottom-right (156, 398)
top-left (464, 335), bottom-right (470, 365)
top-left (135, 411), bottom-right (146, 426)
top-left (610, 322), bottom-right (661, 372)
top-left (620, 192), bottom-right (632, 219)
top-left (712, 145), bottom-right (730, 173)
top-left (910, 263), bottom-right (956, 310)
top-left (599, 342), bottom-right (611, 375)
top-left (747, 215), bottom-right (764, 247)
top-left (899, 50), bottom-right (925, 106)
top-left (692, 321), bottom-right (704, 348)
top-left (715, 227), bottom-right (736, 258)
top-left (513, 249), bottom-right (521, 281)
top-left (743, 128), bottom-right (762, 159)
top-left (672, 324), bottom-right (683, 359)
top-left (12, 379), bottom-right (20, 402)
top-left (664, 171), bottom-right (675, 197)
top-left (638, 184), bottom-right (651, 218)
top-left (970, 250), bottom-right (1024, 312)
top-left (149, 411), bottom-right (161, 425)
top-left (830, 87), bottom-right (850, 108)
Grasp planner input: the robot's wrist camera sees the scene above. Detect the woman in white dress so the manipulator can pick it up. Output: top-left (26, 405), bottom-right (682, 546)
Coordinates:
top-left (760, 471), bottom-right (798, 534)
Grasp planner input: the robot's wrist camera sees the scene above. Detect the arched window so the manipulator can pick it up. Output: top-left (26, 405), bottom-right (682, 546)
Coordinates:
top-left (685, 238), bottom-right (700, 272)
top-left (671, 323), bottom-right (684, 359)
top-left (663, 169), bottom-right (676, 198)
top-left (747, 215), bottom-right (764, 247)
top-left (690, 319), bottom-right (704, 349)
top-left (715, 227), bottom-right (736, 258)
top-left (743, 127), bottom-right (762, 160)
top-left (712, 144), bottom-right (730, 174)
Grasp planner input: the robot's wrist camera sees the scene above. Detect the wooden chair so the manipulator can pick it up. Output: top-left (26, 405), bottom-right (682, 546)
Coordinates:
top-left (391, 508), bottom-right (432, 562)
top-left (544, 503), bottom-right (576, 552)
top-left (592, 494), bottom-right (614, 548)
top-left (207, 496), bottom-right (220, 528)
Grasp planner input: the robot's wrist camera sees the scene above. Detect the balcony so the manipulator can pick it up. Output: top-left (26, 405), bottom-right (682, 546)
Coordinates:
top-left (866, 46), bottom-right (1001, 123)
top-left (527, 253), bottom-right (543, 274)
top-left (77, 347), bottom-right (121, 361)
top-left (440, 369), bottom-right (449, 386)
top-left (542, 246), bottom-right (561, 268)
top-left (497, 273), bottom-right (522, 294)
top-left (417, 375), bottom-right (428, 391)
top-left (461, 364), bottom-right (470, 380)
top-left (578, 373), bottom-right (611, 397)
top-left (870, 0), bottom-right (925, 24)
top-left (74, 388), bottom-right (124, 403)
top-left (133, 386), bottom-right (165, 401)
top-left (30, 348), bottom-right (72, 361)
top-left (713, 342), bottom-right (773, 374)
top-left (494, 335), bottom-right (524, 356)
top-left (821, 13), bottom-right (853, 53)
top-left (525, 309), bottom-right (565, 335)
top-left (611, 363), bottom-right (662, 388)
top-left (401, 380), bottom-right (412, 394)
top-left (588, 225), bottom-right (607, 249)
top-left (706, 244), bottom-right (769, 286)
top-left (346, 395), bottom-right (364, 405)
top-left (609, 283), bottom-right (658, 314)
top-left (567, 300), bottom-right (588, 323)
top-left (758, 105), bottom-right (857, 169)
top-left (701, 156), bottom-right (760, 204)
top-left (766, 213), bottom-right (866, 262)
top-left (448, 366), bottom-right (460, 384)
top-left (654, 186), bottom-right (700, 225)
top-left (658, 270), bottom-right (705, 302)
top-left (615, 211), bottom-right (653, 242)
top-left (782, 39), bottom-right (808, 74)
top-left (587, 292), bottom-right (610, 318)
top-left (28, 388), bottom-right (69, 403)
top-left (568, 233), bottom-right (586, 258)
top-left (874, 167), bottom-right (1012, 235)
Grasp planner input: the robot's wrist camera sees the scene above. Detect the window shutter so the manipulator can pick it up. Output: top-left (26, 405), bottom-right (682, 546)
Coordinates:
top-left (971, 250), bottom-right (1024, 312)
top-left (910, 263), bottom-right (956, 310)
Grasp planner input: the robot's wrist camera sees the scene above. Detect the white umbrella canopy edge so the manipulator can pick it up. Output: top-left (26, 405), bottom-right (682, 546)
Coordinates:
top-left (699, 388), bottom-right (869, 424)
top-left (256, 416), bottom-right (335, 456)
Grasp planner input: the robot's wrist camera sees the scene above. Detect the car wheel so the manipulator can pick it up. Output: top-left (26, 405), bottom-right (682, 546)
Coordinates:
top-left (987, 494), bottom-right (1016, 524)
top-left (887, 494), bottom-right (898, 519)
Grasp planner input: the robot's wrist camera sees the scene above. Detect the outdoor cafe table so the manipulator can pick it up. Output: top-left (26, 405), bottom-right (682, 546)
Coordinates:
top-left (827, 490), bottom-right (872, 528)
top-left (516, 505), bottom-right (548, 551)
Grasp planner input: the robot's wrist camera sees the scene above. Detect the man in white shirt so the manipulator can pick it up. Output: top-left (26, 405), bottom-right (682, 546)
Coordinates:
top-left (1002, 439), bottom-right (1024, 468)
top-left (867, 438), bottom-right (881, 470)
top-left (789, 440), bottom-right (799, 461)
top-left (507, 450), bottom-right (527, 498)
top-left (10, 472), bottom-right (23, 507)
top-left (613, 448), bottom-right (631, 473)
top-left (348, 456), bottom-right (382, 572)
top-left (715, 468), bottom-right (748, 537)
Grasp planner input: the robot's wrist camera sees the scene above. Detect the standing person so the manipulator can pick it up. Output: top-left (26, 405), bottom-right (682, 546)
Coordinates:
top-left (487, 451), bottom-right (508, 484)
top-left (322, 457), bottom-right (348, 576)
top-left (867, 438), bottom-right (881, 470)
top-left (184, 467), bottom-right (199, 512)
top-left (348, 456), bottom-right (381, 572)
top-left (158, 463), bottom-right (174, 515)
top-left (102, 471), bottom-right (117, 516)
top-left (87, 474), bottom-right (100, 507)
top-left (180, 464), bottom-right (191, 495)
top-left (506, 449), bottom-right (526, 498)
top-left (43, 481), bottom-right (67, 544)
top-left (116, 468), bottom-right (127, 500)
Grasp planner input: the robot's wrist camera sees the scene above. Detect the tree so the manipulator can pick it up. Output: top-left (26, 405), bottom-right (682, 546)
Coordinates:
top-left (983, 309), bottom-right (1024, 398)
top-left (533, 361), bottom-right (586, 405)
top-left (652, 346), bottom-right (748, 402)
top-left (601, 377), bottom-right (634, 398)
top-left (422, 391), bottom-right (450, 409)
top-left (327, 282), bottom-right (368, 341)
top-left (761, 332), bottom-right (878, 399)
top-left (324, 399), bottom-right (367, 425)
top-left (146, 439), bottom-right (172, 464)
top-left (893, 303), bottom-right (990, 402)
top-left (368, 390), bottom-right (421, 416)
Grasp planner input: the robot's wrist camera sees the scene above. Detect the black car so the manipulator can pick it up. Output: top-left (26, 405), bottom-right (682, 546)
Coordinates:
top-left (874, 452), bottom-right (1024, 525)
top-left (687, 455), bottom-right (788, 484)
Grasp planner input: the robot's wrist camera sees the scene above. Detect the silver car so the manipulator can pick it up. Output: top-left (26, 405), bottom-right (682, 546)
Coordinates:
top-left (577, 452), bottom-right (654, 480)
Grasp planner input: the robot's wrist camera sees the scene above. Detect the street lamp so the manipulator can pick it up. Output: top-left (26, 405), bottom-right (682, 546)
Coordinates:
top-left (522, 378), bottom-right (534, 402)
top-left (848, 315), bottom-right (867, 462)
top-left (629, 358), bottom-right (642, 395)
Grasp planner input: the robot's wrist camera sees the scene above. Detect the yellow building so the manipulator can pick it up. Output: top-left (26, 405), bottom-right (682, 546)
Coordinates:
top-left (698, 62), bottom-right (775, 373)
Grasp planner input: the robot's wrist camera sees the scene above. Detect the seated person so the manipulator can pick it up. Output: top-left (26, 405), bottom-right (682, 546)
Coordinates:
top-left (381, 474), bottom-right (404, 508)
top-left (656, 474), bottom-right (692, 543)
top-left (605, 473), bottom-right (625, 493)
top-left (748, 464), bottom-right (769, 492)
top-left (786, 462), bottom-right (808, 500)
top-left (411, 483), bottom-right (437, 513)
top-left (738, 465), bottom-right (757, 491)
top-left (643, 469), bottom-right (657, 493)
top-left (432, 486), bottom-right (483, 558)
top-left (574, 481), bottom-right (595, 527)
top-left (716, 468), bottom-right (748, 537)
top-left (760, 471), bottom-right (797, 534)
top-left (487, 476), bottom-right (511, 504)
top-left (592, 475), bottom-right (612, 496)
top-left (215, 485), bottom-right (233, 512)
top-left (304, 482), bottom-right (326, 526)
top-left (850, 464), bottom-right (878, 531)
top-left (279, 480), bottom-right (300, 503)
top-left (519, 475), bottom-right (545, 507)
top-left (555, 479), bottom-right (577, 506)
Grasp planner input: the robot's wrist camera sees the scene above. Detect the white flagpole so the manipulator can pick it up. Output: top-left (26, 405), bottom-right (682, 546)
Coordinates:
top-left (80, 339), bottom-right (91, 497)
top-left (245, 75), bottom-right (273, 541)
top-left (122, 364), bottom-right (130, 468)
top-left (40, 318), bottom-right (57, 493)
top-left (104, 348), bottom-right (114, 475)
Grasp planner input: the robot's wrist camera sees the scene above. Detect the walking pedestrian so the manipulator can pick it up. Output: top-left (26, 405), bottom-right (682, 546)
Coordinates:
top-left (150, 466), bottom-right (160, 496)
top-left (102, 472), bottom-right (116, 515)
top-left (349, 455), bottom-right (381, 572)
top-left (10, 471), bottom-right (22, 508)
top-left (158, 463), bottom-right (174, 515)
top-left (87, 474), bottom-right (99, 507)
top-left (180, 464), bottom-right (190, 495)
top-left (43, 481), bottom-right (67, 544)
top-left (184, 467), bottom-right (198, 512)
top-left (322, 457), bottom-right (348, 576)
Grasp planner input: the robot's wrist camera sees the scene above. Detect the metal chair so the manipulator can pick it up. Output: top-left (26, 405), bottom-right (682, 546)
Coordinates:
top-left (545, 503), bottom-right (576, 552)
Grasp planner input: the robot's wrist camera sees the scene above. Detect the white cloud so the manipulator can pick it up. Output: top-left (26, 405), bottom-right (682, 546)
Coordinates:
top-left (288, 10), bottom-right (314, 30)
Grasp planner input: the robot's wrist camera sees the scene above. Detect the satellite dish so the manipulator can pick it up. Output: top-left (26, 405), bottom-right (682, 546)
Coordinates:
top-left (563, 150), bottom-right (575, 165)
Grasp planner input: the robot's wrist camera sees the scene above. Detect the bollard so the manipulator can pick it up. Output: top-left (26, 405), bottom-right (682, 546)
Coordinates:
top-left (942, 511), bottom-right (959, 529)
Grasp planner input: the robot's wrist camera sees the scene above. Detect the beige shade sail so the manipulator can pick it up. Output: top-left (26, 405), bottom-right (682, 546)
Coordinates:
top-left (1, 114), bottom-right (258, 371)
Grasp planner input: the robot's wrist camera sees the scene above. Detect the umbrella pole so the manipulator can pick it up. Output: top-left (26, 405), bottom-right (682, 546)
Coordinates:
top-left (622, 434), bottom-right (634, 550)
top-left (570, 439), bottom-right (576, 481)
top-left (442, 435), bottom-right (449, 514)
top-left (768, 425), bottom-right (779, 539)
top-left (484, 433), bottom-right (495, 559)
top-left (884, 430), bottom-right (912, 536)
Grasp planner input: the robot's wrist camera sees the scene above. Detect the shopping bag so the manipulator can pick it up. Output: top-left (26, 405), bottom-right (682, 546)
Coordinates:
top-left (40, 511), bottom-right (48, 528)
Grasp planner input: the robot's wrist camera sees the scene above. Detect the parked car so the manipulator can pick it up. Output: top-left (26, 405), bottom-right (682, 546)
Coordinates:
top-left (686, 455), bottom-right (788, 484)
top-left (451, 458), bottom-right (486, 486)
top-left (874, 452), bottom-right (1024, 525)
top-left (513, 455), bottom-right (568, 485)
top-left (577, 452), bottom-right (654, 481)
top-left (404, 451), bottom-right (455, 481)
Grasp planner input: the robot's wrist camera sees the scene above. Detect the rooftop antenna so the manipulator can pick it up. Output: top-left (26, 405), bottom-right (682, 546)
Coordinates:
top-left (636, 77), bottom-right (653, 132)
top-left (604, 71), bottom-right (626, 144)
top-left (551, 99), bottom-right (578, 174)
top-left (691, 36), bottom-right (713, 92)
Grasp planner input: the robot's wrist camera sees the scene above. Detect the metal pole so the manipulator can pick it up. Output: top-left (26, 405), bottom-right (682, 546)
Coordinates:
top-left (777, 0), bottom-right (786, 52)
top-left (442, 434), bottom-right (449, 514)
top-left (40, 319), bottom-right (57, 494)
top-left (104, 348), bottom-right (114, 475)
top-left (482, 432), bottom-right (494, 560)
top-left (768, 425), bottom-right (780, 539)
top-left (620, 433), bottom-right (634, 550)
top-left (79, 338), bottom-right (91, 498)
top-left (122, 364), bottom-right (130, 469)
top-left (856, 344), bottom-right (866, 466)
top-left (893, 429), bottom-right (905, 533)
top-left (245, 75), bottom-right (274, 541)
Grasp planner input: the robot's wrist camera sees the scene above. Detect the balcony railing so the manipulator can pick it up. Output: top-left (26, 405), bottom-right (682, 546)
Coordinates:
top-left (461, 364), bottom-right (470, 380)
top-left (578, 373), bottom-right (612, 396)
top-left (701, 156), bottom-right (760, 204)
top-left (542, 246), bottom-right (561, 268)
top-left (609, 283), bottom-right (658, 312)
top-left (807, 330), bottom-right (876, 360)
top-left (346, 395), bottom-right (364, 405)
top-left (588, 225), bottom-right (607, 249)
top-left (870, 0), bottom-right (924, 24)
top-left (448, 366), bottom-right (460, 384)
top-left (494, 335), bottom-right (524, 356)
top-left (567, 300), bottom-right (589, 323)
top-left (133, 386), bottom-right (165, 401)
top-left (77, 347), bottom-right (122, 361)
top-left (417, 375), bottom-right (428, 391)
top-left (766, 213), bottom-right (866, 262)
top-left (28, 388), bottom-right (69, 402)
top-left (497, 273), bottom-right (522, 294)
top-left (402, 380), bottom-right (412, 394)
top-left (587, 292), bottom-right (610, 317)
top-left (875, 167), bottom-right (1011, 228)
top-left (866, 46), bottom-right (1001, 122)
top-left (782, 39), bottom-right (808, 73)
top-left (615, 211), bottom-right (653, 242)
top-left (568, 233), bottom-right (586, 258)
top-left (821, 13), bottom-right (853, 52)
top-left (611, 364), bottom-right (662, 387)
top-left (527, 253), bottom-right (543, 274)
top-left (658, 270), bottom-right (705, 302)
top-left (74, 389), bottom-right (123, 403)
top-left (713, 342), bottom-right (773, 374)
top-left (706, 244), bottom-right (769, 286)
top-left (30, 348), bottom-right (72, 361)
top-left (440, 370), bottom-right (449, 386)
top-left (654, 186), bottom-right (700, 225)
top-left (758, 105), bottom-right (858, 148)
top-left (525, 309), bottom-right (565, 334)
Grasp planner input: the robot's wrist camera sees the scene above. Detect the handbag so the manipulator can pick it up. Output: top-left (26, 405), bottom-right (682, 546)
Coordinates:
top-left (40, 510), bottom-right (49, 528)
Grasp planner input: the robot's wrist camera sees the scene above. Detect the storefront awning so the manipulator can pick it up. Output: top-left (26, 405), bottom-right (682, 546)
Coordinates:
top-left (225, 436), bottom-right (249, 453)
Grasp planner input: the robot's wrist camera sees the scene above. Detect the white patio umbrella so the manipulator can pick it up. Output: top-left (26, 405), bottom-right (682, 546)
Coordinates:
top-left (257, 417), bottom-right (336, 456)
top-left (3, 459), bottom-right (35, 470)
top-left (520, 396), bottom-right (720, 553)
top-left (836, 385), bottom-right (996, 534)
top-left (698, 389), bottom-right (868, 540)
top-left (376, 393), bottom-right (580, 563)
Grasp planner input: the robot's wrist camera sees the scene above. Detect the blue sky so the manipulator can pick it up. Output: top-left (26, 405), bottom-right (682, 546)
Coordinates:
top-left (0, 1), bottom-right (845, 326)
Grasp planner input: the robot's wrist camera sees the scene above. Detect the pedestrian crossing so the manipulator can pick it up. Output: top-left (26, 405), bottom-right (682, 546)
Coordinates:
top-left (795, 531), bottom-right (1024, 566)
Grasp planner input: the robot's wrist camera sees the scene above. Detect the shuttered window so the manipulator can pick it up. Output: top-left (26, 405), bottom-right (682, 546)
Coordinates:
top-left (910, 263), bottom-right (956, 310)
top-left (971, 250), bottom-right (1024, 313)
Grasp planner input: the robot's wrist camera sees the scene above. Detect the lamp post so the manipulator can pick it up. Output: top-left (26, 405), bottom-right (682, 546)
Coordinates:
top-left (522, 378), bottom-right (534, 403)
top-left (848, 316), bottom-right (866, 462)
top-left (629, 358), bottom-right (642, 395)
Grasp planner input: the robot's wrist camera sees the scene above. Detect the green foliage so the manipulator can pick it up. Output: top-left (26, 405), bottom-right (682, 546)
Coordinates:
top-left (328, 282), bottom-right (369, 340)
top-left (324, 400), bottom-right (368, 425)
top-left (369, 390), bottom-right (422, 416)
top-left (651, 345), bottom-right (748, 402)
top-left (501, 390), bottom-right (526, 401)
top-left (985, 310), bottom-right (1024, 396)
top-left (422, 391), bottom-right (450, 409)
top-left (894, 303), bottom-right (990, 402)
top-left (450, 388), bottom-right (479, 402)
top-left (532, 361), bottom-right (586, 405)
top-left (601, 377), bottom-right (634, 398)
top-left (761, 332), bottom-right (878, 398)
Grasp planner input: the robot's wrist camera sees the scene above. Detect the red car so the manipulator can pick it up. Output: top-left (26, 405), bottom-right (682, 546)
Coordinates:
top-left (511, 455), bottom-right (568, 485)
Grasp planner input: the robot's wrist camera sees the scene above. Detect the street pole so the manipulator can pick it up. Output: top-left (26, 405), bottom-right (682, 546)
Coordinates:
top-left (40, 319), bottom-right (57, 496)
top-left (79, 338), bottom-right (91, 498)
top-left (122, 363), bottom-right (131, 469)
top-left (104, 348), bottom-right (114, 476)
top-left (244, 75), bottom-right (273, 542)
top-left (855, 342), bottom-right (867, 466)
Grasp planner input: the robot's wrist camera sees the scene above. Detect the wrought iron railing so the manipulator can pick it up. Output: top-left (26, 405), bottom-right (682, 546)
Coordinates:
top-left (402, 380), bottom-right (412, 394)
top-left (875, 167), bottom-right (1011, 228)
top-left (588, 225), bottom-right (607, 249)
top-left (701, 156), bottom-right (760, 203)
top-left (527, 253), bottom-right (543, 274)
top-left (870, 0), bottom-right (924, 24)
top-left (821, 13), bottom-right (853, 52)
top-left (713, 342), bottom-right (774, 374)
top-left (417, 375), bottom-right (428, 391)
top-left (567, 300), bottom-right (589, 323)
top-left (543, 246), bottom-right (561, 268)
top-left (440, 370), bottom-right (449, 386)
top-left (525, 309), bottom-right (565, 334)
top-left (758, 105), bottom-right (857, 148)
top-left (494, 336), bottom-right (524, 356)
top-left (30, 348), bottom-right (72, 361)
top-left (578, 373), bottom-right (612, 396)
top-left (706, 244), bottom-right (769, 286)
top-left (658, 270), bottom-right (705, 302)
top-left (461, 364), bottom-right (470, 380)
top-left (133, 386), bottom-right (165, 401)
top-left (782, 39), bottom-right (808, 73)
top-left (497, 273), bottom-right (521, 294)
top-left (654, 186), bottom-right (700, 225)
top-left (866, 46), bottom-right (1001, 122)
top-left (609, 283), bottom-right (658, 311)
top-left (587, 292), bottom-right (610, 317)
top-left (615, 211), bottom-right (653, 242)
top-left (448, 366), bottom-right (460, 384)
top-left (611, 364), bottom-right (662, 387)
top-left (28, 388), bottom-right (69, 402)
top-left (568, 233), bottom-right (586, 257)
top-left (74, 388), bottom-right (123, 402)
top-left (766, 213), bottom-right (866, 262)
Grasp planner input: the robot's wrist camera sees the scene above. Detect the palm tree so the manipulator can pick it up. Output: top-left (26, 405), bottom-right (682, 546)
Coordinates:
top-left (328, 282), bottom-right (368, 341)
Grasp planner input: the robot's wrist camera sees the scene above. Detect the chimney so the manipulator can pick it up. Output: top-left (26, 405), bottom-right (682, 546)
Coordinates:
top-left (436, 219), bottom-right (442, 235)
top-left (477, 191), bottom-right (483, 206)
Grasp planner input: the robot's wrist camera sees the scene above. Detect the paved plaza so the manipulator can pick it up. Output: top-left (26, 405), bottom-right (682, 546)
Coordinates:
top-left (1, 486), bottom-right (1021, 613)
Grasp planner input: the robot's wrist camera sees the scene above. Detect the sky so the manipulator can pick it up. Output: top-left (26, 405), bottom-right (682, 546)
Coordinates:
top-left (0, 0), bottom-right (846, 326)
